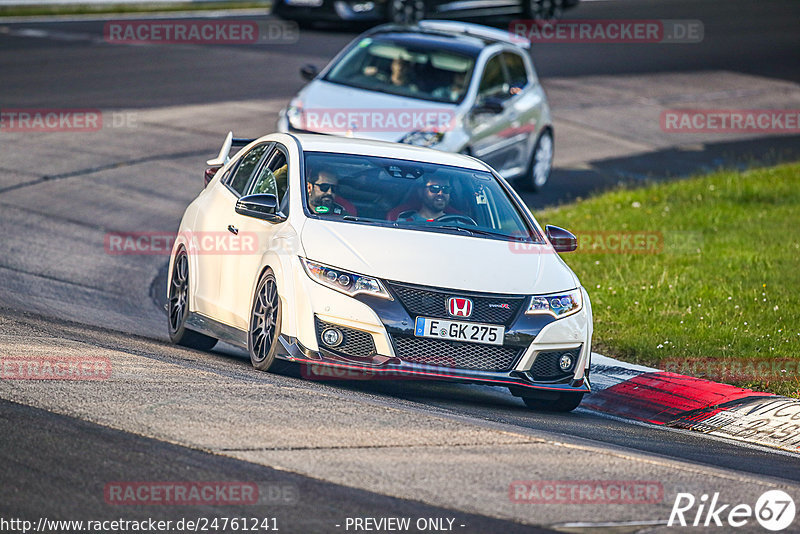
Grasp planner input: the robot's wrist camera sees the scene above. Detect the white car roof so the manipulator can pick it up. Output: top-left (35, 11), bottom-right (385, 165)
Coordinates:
top-left (288, 133), bottom-right (490, 171)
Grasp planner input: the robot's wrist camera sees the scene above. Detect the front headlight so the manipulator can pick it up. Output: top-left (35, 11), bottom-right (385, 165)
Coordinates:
top-left (399, 131), bottom-right (444, 147)
top-left (286, 99), bottom-right (303, 130)
top-left (301, 258), bottom-right (391, 300)
top-left (526, 288), bottom-right (582, 318)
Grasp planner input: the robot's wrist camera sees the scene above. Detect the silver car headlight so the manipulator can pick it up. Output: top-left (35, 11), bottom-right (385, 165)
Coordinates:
top-left (526, 288), bottom-right (583, 318)
top-left (286, 99), bottom-right (303, 130)
top-left (301, 258), bottom-right (391, 299)
top-left (399, 131), bottom-right (444, 147)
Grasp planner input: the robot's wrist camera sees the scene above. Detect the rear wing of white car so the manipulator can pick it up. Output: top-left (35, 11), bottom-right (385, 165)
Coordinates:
top-left (206, 131), bottom-right (257, 166)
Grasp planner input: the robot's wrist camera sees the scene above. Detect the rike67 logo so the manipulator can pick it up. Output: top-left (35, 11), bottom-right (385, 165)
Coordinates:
top-left (669, 490), bottom-right (795, 531)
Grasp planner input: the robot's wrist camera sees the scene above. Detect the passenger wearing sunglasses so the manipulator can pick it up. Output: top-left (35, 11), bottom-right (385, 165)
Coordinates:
top-left (307, 170), bottom-right (350, 216)
top-left (396, 178), bottom-right (453, 222)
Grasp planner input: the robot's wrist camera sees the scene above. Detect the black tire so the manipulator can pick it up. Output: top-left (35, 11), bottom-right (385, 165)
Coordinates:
top-left (522, 392), bottom-right (584, 412)
top-left (386, 0), bottom-right (426, 24)
top-left (523, 0), bottom-right (564, 21)
top-left (520, 129), bottom-right (553, 191)
top-left (248, 269), bottom-right (283, 372)
top-left (167, 249), bottom-right (218, 351)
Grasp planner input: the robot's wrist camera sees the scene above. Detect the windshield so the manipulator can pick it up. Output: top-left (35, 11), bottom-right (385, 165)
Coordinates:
top-left (303, 152), bottom-right (542, 243)
top-left (324, 36), bottom-right (476, 104)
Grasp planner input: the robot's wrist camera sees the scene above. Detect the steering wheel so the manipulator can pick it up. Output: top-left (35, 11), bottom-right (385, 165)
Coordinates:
top-left (435, 214), bottom-right (478, 226)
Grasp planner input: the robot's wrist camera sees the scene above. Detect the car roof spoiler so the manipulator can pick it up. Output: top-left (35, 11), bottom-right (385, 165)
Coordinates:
top-left (416, 20), bottom-right (531, 50)
top-left (206, 131), bottom-right (257, 166)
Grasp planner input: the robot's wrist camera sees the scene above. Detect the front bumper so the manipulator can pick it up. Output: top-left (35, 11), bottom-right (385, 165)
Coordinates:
top-left (280, 274), bottom-right (592, 393)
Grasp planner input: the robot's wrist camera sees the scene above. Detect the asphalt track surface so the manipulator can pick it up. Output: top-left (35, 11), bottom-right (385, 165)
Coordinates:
top-left (1, 0), bottom-right (800, 531)
top-left (2, 0), bottom-right (799, 109)
top-left (0, 399), bottom-right (550, 533)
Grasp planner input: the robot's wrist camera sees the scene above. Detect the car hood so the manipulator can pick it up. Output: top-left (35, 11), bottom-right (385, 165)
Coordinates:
top-left (293, 80), bottom-right (458, 143)
top-left (300, 219), bottom-right (579, 295)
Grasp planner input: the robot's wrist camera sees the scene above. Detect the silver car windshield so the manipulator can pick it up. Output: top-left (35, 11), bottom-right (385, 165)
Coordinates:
top-left (324, 37), bottom-right (475, 104)
top-left (303, 152), bottom-right (542, 243)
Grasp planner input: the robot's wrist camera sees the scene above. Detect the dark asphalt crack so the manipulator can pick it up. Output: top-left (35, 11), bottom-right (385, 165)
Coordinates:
top-left (0, 148), bottom-right (208, 195)
top-left (0, 262), bottom-right (119, 295)
top-left (217, 441), bottom-right (541, 452)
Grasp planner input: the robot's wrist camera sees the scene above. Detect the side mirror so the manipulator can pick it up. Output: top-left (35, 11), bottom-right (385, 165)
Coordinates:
top-left (300, 64), bottom-right (319, 81)
top-left (546, 225), bottom-right (577, 253)
top-left (204, 166), bottom-right (221, 188)
top-left (236, 194), bottom-right (284, 223)
top-left (472, 97), bottom-right (504, 115)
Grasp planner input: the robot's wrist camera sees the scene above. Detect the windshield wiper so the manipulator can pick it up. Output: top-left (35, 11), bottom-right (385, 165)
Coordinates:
top-left (433, 225), bottom-right (539, 241)
top-left (343, 215), bottom-right (399, 227)
top-left (432, 224), bottom-right (476, 236)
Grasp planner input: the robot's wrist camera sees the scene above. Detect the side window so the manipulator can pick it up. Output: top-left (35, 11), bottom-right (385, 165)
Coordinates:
top-left (249, 146), bottom-right (290, 214)
top-left (502, 52), bottom-right (528, 90)
top-left (477, 55), bottom-right (509, 101)
top-left (227, 143), bottom-right (270, 196)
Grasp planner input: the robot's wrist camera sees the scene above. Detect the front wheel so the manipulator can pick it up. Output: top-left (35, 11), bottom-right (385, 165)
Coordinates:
top-left (521, 129), bottom-right (553, 191)
top-left (167, 249), bottom-right (218, 350)
top-left (248, 269), bottom-right (283, 372)
top-left (522, 392), bottom-right (584, 412)
top-left (524, 0), bottom-right (564, 21)
top-left (386, 0), bottom-right (426, 24)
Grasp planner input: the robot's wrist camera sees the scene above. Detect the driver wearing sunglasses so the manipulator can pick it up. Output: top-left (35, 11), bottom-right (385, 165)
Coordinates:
top-left (396, 177), bottom-right (453, 222)
top-left (307, 170), bottom-right (348, 216)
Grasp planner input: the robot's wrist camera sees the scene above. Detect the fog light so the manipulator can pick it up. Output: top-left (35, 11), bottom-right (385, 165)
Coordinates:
top-left (559, 352), bottom-right (575, 372)
top-left (321, 328), bottom-right (343, 347)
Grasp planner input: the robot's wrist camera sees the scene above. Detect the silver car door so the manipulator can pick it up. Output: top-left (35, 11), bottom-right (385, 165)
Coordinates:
top-left (464, 53), bottom-right (518, 175)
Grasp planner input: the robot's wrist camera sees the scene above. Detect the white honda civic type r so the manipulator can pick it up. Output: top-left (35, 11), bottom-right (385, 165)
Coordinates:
top-left (167, 132), bottom-right (592, 411)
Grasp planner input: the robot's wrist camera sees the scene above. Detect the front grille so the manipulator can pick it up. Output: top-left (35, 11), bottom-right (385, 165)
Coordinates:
top-left (392, 335), bottom-right (521, 371)
top-left (530, 348), bottom-right (580, 380)
top-left (385, 281), bottom-right (525, 326)
top-left (315, 318), bottom-right (376, 358)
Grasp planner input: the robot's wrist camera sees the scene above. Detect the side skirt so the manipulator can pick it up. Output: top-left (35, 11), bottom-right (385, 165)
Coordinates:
top-left (185, 312), bottom-right (248, 350)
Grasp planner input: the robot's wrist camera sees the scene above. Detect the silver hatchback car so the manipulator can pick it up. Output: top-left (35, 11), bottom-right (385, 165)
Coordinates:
top-left (278, 20), bottom-right (554, 190)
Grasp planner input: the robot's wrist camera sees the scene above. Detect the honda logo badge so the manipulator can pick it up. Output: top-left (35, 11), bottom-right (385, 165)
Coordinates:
top-left (447, 297), bottom-right (473, 318)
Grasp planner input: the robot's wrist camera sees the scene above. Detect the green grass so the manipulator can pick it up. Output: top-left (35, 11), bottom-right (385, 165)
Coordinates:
top-left (536, 163), bottom-right (800, 397)
top-left (0, 2), bottom-right (269, 18)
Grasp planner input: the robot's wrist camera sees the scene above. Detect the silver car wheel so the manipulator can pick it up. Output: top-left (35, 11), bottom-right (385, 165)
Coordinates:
top-left (527, 0), bottom-right (563, 21)
top-left (389, 0), bottom-right (425, 24)
top-left (248, 270), bottom-right (282, 371)
top-left (167, 249), bottom-right (217, 350)
top-left (532, 131), bottom-right (553, 189)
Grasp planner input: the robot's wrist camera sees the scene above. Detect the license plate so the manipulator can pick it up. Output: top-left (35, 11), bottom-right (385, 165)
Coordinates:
top-left (414, 317), bottom-right (504, 346)
top-left (285, 0), bottom-right (323, 6)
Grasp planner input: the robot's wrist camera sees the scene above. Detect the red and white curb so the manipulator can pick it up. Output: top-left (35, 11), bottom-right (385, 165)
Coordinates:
top-left (587, 353), bottom-right (800, 454)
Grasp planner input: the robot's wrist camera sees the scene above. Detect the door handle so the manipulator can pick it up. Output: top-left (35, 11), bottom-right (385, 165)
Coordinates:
top-left (227, 225), bottom-right (238, 235)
